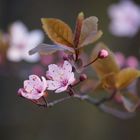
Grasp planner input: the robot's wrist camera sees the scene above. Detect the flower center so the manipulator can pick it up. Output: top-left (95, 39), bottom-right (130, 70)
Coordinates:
top-left (61, 79), bottom-right (68, 87)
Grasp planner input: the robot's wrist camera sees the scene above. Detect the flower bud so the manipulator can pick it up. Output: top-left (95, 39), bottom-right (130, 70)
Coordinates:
top-left (98, 49), bottom-right (109, 59)
top-left (63, 55), bottom-right (69, 61)
top-left (79, 74), bottom-right (87, 81)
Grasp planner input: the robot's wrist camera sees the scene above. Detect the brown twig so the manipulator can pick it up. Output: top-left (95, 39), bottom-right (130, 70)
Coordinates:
top-left (25, 88), bottom-right (134, 119)
top-left (83, 57), bottom-right (98, 68)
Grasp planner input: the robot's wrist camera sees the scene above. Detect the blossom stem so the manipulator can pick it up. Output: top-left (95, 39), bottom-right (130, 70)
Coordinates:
top-left (42, 97), bottom-right (47, 107)
top-left (83, 57), bottom-right (98, 68)
top-left (68, 86), bottom-right (74, 96)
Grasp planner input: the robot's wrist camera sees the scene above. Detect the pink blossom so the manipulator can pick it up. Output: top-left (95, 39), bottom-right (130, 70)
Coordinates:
top-left (98, 49), bottom-right (109, 59)
top-left (46, 61), bottom-right (75, 93)
top-left (18, 75), bottom-right (47, 100)
top-left (7, 21), bottom-right (44, 62)
top-left (108, 1), bottom-right (140, 37)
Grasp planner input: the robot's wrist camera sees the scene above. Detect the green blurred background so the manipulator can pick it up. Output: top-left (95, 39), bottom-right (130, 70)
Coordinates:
top-left (0, 0), bottom-right (140, 140)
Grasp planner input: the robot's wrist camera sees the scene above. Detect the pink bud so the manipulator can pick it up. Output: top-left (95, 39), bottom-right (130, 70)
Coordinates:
top-left (98, 49), bottom-right (109, 59)
top-left (79, 74), bottom-right (87, 81)
top-left (63, 55), bottom-right (69, 61)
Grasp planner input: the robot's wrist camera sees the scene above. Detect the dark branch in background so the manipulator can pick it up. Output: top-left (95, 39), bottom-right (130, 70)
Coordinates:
top-left (93, 90), bottom-right (117, 106)
top-left (34, 87), bottom-right (135, 119)
top-left (73, 94), bottom-right (135, 119)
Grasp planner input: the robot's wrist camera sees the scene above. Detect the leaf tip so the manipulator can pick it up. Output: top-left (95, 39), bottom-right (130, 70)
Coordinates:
top-left (28, 50), bottom-right (33, 55)
top-left (41, 18), bottom-right (47, 24)
top-left (78, 11), bottom-right (84, 18)
top-left (29, 48), bottom-right (35, 55)
top-left (99, 30), bottom-right (103, 36)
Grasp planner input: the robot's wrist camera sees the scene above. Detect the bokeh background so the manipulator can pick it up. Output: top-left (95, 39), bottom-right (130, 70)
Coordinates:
top-left (0, 0), bottom-right (140, 140)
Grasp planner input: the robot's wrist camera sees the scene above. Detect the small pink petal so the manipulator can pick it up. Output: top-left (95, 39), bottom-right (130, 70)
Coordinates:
top-left (46, 80), bottom-right (61, 90)
top-left (55, 86), bottom-right (68, 93)
top-left (62, 61), bottom-right (72, 73)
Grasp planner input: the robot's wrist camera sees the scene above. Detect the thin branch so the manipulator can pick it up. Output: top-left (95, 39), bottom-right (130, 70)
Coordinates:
top-left (42, 97), bottom-right (47, 107)
top-left (83, 57), bottom-right (98, 68)
top-left (93, 90), bottom-right (117, 106)
top-left (69, 87), bottom-right (116, 106)
top-left (29, 88), bottom-right (135, 119)
top-left (47, 96), bottom-right (72, 107)
top-left (37, 96), bottom-right (72, 108)
top-left (73, 94), bottom-right (135, 119)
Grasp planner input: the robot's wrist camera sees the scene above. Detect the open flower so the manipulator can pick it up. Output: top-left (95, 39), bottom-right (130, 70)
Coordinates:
top-left (7, 21), bottom-right (44, 62)
top-left (108, 1), bottom-right (140, 37)
top-left (18, 75), bottom-right (47, 100)
top-left (46, 61), bottom-right (75, 93)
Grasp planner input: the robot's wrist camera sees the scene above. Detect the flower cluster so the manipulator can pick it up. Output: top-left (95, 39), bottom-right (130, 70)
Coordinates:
top-left (18, 61), bottom-right (75, 99)
top-left (18, 12), bottom-right (140, 119)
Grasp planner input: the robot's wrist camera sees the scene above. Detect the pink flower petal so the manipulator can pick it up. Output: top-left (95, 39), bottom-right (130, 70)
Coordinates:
top-left (62, 61), bottom-right (72, 73)
top-left (19, 75), bottom-right (47, 100)
top-left (55, 86), bottom-right (68, 93)
top-left (46, 61), bottom-right (75, 93)
top-left (46, 80), bottom-right (61, 90)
